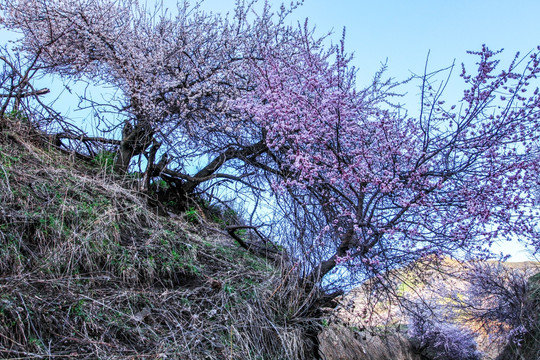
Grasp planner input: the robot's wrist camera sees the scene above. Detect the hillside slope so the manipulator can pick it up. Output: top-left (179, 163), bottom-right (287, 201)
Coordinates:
top-left (0, 116), bottom-right (318, 359)
top-left (339, 258), bottom-right (540, 360)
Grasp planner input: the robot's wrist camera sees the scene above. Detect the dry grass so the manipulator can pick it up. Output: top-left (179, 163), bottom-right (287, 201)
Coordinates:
top-left (0, 116), bottom-right (321, 359)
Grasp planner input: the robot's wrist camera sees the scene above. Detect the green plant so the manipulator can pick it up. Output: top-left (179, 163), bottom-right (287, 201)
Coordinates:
top-left (185, 207), bottom-right (198, 223)
top-left (236, 228), bottom-right (247, 238)
top-left (6, 109), bottom-right (28, 122)
top-left (154, 179), bottom-right (169, 189)
top-left (28, 336), bottom-right (44, 350)
top-left (71, 299), bottom-right (87, 319)
top-left (223, 283), bottom-right (235, 295)
top-left (92, 150), bottom-right (116, 172)
top-left (180, 297), bottom-right (190, 306)
top-left (0, 149), bottom-right (21, 168)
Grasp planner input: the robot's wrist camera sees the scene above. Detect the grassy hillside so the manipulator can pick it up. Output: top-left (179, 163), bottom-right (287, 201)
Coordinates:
top-left (3, 113), bottom-right (536, 360)
top-left (0, 115), bottom-right (319, 359)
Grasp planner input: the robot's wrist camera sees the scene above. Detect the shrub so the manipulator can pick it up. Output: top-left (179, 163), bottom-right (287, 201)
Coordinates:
top-left (457, 262), bottom-right (536, 347)
top-left (408, 310), bottom-right (481, 360)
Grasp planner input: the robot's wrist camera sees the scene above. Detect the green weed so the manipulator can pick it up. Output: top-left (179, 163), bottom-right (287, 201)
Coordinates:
top-left (185, 207), bottom-right (198, 223)
top-left (92, 150), bottom-right (116, 172)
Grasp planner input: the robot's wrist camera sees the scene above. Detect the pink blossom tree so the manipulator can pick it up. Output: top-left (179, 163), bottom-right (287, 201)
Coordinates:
top-left (240, 28), bottom-right (540, 288)
top-left (2, 0), bottom-right (539, 295)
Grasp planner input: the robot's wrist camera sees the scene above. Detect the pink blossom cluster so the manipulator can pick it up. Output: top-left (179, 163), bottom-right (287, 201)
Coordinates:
top-left (240, 31), bottom-right (540, 277)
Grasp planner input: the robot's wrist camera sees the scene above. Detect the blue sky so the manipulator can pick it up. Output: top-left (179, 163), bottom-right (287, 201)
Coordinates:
top-left (2, 0), bottom-right (539, 261)
top-left (201, 0), bottom-right (540, 85)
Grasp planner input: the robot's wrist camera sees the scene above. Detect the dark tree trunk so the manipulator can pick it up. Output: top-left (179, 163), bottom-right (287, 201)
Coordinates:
top-left (115, 120), bottom-right (154, 174)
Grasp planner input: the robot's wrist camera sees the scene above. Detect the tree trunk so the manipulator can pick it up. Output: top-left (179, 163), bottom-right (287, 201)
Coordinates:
top-left (115, 120), bottom-right (154, 174)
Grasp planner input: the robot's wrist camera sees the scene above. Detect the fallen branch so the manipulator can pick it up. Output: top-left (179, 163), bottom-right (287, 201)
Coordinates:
top-left (226, 225), bottom-right (284, 262)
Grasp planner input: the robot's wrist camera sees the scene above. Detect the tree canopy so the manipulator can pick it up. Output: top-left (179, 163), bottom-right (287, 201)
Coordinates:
top-left (1, 0), bottom-right (539, 295)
